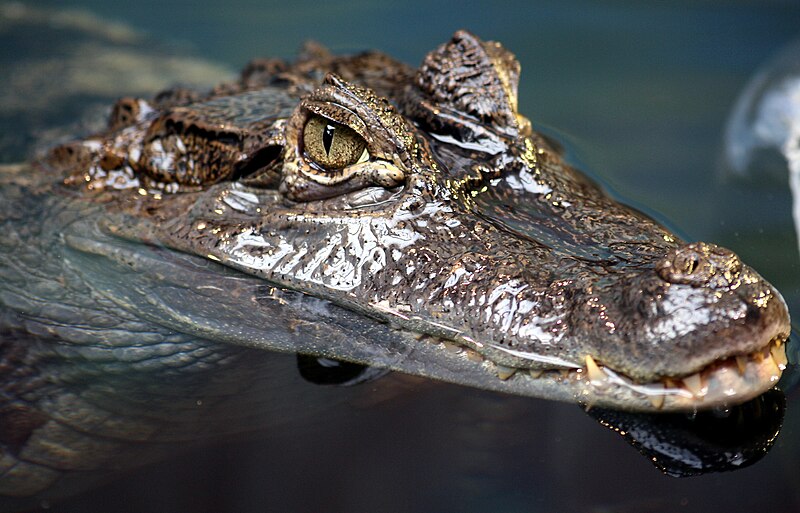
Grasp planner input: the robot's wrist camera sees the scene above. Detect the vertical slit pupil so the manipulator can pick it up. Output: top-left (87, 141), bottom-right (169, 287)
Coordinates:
top-left (323, 124), bottom-right (335, 155)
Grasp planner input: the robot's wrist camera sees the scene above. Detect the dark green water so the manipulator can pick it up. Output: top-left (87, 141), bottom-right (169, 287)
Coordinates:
top-left (3, 1), bottom-right (800, 512)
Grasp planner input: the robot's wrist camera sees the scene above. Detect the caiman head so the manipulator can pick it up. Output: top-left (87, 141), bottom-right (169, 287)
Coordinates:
top-left (51, 31), bottom-right (790, 412)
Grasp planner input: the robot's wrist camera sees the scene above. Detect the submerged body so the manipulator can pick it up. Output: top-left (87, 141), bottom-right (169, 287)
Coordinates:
top-left (0, 31), bottom-right (791, 496)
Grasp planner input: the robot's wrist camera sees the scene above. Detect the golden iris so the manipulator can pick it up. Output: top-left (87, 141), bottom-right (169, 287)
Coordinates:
top-left (303, 115), bottom-right (367, 170)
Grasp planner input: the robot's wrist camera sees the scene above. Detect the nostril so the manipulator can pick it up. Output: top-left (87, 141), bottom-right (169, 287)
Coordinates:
top-left (657, 247), bottom-right (706, 285)
top-left (686, 255), bottom-right (700, 274)
top-left (676, 253), bottom-right (700, 275)
top-left (656, 242), bottom-right (742, 288)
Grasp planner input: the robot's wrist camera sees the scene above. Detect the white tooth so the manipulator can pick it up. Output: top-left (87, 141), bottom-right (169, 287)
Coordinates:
top-left (683, 373), bottom-right (705, 397)
top-left (585, 355), bottom-right (605, 384)
top-left (465, 349), bottom-right (483, 363)
top-left (644, 383), bottom-right (666, 409)
top-left (647, 393), bottom-right (665, 410)
top-left (497, 365), bottom-right (517, 380)
top-left (771, 344), bottom-right (788, 370)
top-left (442, 341), bottom-right (461, 354)
top-left (764, 353), bottom-right (781, 377)
top-left (735, 356), bottom-right (748, 376)
top-left (529, 369), bottom-right (544, 379)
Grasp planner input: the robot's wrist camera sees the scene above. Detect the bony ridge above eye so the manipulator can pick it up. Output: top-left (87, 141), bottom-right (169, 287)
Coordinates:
top-left (302, 114), bottom-right (368, 171)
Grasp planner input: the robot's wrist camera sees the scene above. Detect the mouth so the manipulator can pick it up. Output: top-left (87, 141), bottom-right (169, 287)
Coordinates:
top-left (574, 335), bottom-right (788, 410)
top-left (421, 334), bottom-right (789, 412)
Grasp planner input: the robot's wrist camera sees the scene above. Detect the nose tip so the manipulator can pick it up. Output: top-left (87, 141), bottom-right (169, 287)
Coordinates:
top-left (655, 242), bottom-right (742, 288)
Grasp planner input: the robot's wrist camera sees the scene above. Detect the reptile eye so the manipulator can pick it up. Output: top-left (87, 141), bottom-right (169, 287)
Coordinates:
top-left (303, 115), bottom-right (368, 171)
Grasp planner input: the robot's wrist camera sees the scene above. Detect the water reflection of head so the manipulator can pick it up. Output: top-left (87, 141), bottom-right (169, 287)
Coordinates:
top-left (586, 389), bottom-right (786, 477)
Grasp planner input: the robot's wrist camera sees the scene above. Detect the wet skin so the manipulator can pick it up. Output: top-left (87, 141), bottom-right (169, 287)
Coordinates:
top-left (0, 29), bottom-right (791, 444)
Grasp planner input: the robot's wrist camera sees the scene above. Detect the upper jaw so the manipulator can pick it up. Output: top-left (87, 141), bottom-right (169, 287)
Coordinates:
top-left (124, 181), bottom-right (790, 412)
top-left (410, 259), bottom-right (791, 412)
top-left (572, 275), bottom-right (790, 411)
top-left (571, 261), bottom-right (789, 380)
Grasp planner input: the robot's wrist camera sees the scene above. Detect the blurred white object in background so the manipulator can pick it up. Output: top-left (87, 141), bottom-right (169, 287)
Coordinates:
top-left (725, 39), bottom-right (800, 253)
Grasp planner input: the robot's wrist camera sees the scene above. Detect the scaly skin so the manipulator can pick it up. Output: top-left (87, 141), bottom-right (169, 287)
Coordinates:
top-left (0, 31), bottom-right (791, 498)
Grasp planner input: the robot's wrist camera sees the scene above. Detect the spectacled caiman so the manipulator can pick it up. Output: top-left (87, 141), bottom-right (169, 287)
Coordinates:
top-left (0, 30), bottom-right (791, 496)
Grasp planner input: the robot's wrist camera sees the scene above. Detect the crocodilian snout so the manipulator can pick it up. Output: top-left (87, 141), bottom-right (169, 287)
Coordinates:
top-left (563, 239), bottom-right (790, 411)
top-left (649, 241), bottom-right (789, 352)
top-left (655, 242), bottom-right (742, 289)
top-left (652, 240), bottom-right (790, 339)
top-left (586, 239), bottom-right (789, 384)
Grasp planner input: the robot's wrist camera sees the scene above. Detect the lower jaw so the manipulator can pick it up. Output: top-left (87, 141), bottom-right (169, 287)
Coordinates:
top-left (431, 334), bottom-right (788, 412)
top-left (417, 331), bottom-right (788, 412)
top-left (498, 336), bottom-right (789, 412)
top-left (577, 336), bottom-right (788, 411)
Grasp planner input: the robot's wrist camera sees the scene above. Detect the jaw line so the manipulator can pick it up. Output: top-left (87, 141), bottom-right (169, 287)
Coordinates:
top-left (67, 213), bottom-right (787, 414)
top-left (411, 332), bottom-right (788, 412)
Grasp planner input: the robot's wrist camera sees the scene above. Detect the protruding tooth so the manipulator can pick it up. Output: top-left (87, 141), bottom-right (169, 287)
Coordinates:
top-left (771, 344), bottom-right (788, 370)
top-left (683, 373), bottom-right (705, 397)
top-left (497, 365), bottom-right (517, 380)
top-left (764, 353), bottom-right (781, 377)
top-left (647, 393), bottom-right (665, 410)
top-left (585, 355), bottom-right (605, 384)
top-left (465, 349), bottom-right (483, 363)
top-left (644, 382), bottom-right (666, 409)
top-left (736, 356), bottom-right (748, 376)
top-left (663, 378), bottom-right (678, 389)
top-left (529, 369), bottom-right (544, 379)
top-left (442, 341), bottom-right (461, 354)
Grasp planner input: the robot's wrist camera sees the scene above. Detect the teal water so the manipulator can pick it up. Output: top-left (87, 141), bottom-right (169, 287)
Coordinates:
top-left (4, 1), bottom-right (800, 512)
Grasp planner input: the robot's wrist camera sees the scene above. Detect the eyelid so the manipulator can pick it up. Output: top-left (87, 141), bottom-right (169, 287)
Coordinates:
top-left (300, 100), bottom-right (370, 143)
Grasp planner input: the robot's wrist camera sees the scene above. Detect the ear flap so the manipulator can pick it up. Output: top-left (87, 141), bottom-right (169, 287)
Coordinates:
top-left (408, 30), bottom-right (523, 143)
